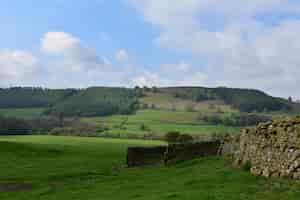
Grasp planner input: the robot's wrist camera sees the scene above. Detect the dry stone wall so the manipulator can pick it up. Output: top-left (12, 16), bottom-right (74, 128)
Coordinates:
top-left (222, 116), bottom-right (300, 180)
top-left (165, 141), bottom-right (221, 165)
top-left (127, 146), bottom-right (167, 167)
top-left (127, 141), bottom-right (221, 167)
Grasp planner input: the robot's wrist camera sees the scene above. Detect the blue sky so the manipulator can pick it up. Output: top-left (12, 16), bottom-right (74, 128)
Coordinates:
top-left (0, 1), bottom-right (184, 64)
top-left (1, 0), bottom-right (300, 99)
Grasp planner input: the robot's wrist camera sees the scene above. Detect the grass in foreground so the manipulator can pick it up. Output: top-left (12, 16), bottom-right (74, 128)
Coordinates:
top-left (0, 136), bottom-right (300, 200)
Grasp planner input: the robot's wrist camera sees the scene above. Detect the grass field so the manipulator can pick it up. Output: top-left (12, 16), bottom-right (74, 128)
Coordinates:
top-left (0, 108), bottom-right (45, 119)
top-left (82, 109), bottom-right (241, 138)
top-left (0, 107), bottom-right (241, 140)
top-left (0, 136), bottom-right (300, 200)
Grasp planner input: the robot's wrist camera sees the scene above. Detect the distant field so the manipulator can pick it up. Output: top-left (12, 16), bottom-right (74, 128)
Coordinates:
top-left (82, 109), bottom-right (241, 138)
top-left (139, 92), bottom-right (237, 113)
top-left (0, 108), bottom-right (45, 119)
top-left (0, 106), bottom-right (241, 140)
top-left (0, 136), bottom-right (299, 200)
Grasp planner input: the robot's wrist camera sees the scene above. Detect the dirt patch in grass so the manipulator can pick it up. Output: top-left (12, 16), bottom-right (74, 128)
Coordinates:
top-left (0, 183), bottom-right (33, 192)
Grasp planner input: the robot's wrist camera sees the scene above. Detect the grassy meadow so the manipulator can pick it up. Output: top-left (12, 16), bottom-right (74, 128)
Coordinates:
top-left (0, 136), bottom-right (300, 200)
top-left (0, 106), bottom-right (241, 140)
top-left (82, 109), bottom-right (241, 139)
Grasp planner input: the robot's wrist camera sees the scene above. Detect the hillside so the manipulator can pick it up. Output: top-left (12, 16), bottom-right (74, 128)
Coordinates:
top-left (141, 87), bottom-right (298, 113)
top-left (139, 90), bottom-right (236, 113)
top-left (47, 87), bottom-right (138, 117)
top-left (0, 87), bottom-right (76, 108)
top-left (0, 86), bottom-right (298, 118)
top-left (0, 87), bottom-right (138, 117)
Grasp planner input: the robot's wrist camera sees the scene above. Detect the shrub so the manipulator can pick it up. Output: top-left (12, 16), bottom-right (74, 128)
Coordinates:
top-left (200, 115), bottom-right (223, 125)
top-left (152, 86), bottom-right (159, 93)
top-left (140, 103), bottom-right (148, 109)
top-left (140, 124), bottom-right (150, 131)
top-left (164, 132), bottom-right (194, 144)
top-left (199, 113), bottom-right (271, 127)
top-left (96, 125), bottom-right (110, 133)
top-left (210, 132), bottom-right (223, 141)
top-left (185, 103), bottom-right (196, 112)
top-left (242, 161), bottom-right (252, 171)
top-left (0, 115), bottom-right (31, 135)
top-left (165, 131), bottom-right (181, 144)
top-left (177, 134), bottom-right (194, 143)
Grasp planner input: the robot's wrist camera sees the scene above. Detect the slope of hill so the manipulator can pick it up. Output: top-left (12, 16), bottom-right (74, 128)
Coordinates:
top-left (146, 87), bottom-right (297, 113)
top-left (0, 86), bottom-right (298, 118)
top-left (139, 91), bottom-right (236, 113)
top-left (0, 87), bottom-right (77, 108)
top-left (0, 87), bottom-right (138, 117)
top-left (47, 87), bottom-right (138, 117)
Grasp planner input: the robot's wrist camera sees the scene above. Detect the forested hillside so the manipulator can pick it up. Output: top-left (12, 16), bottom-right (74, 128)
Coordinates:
top-left (0, 86), bottom-right (298, 118)
top-left (0, 87), bottom-right (138, 117)
top-left (47, 87), bottom-right (138, 117)
top-left (0, 87), bottom-right (77, 108)
top-left (0, 115), bottom-right (31, 135)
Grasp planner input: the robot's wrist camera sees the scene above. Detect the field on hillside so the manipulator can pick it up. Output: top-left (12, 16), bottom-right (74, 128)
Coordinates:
top-left (0, 136), bottom-right (300, 200)
top-left (139, 92), bottom-right (237, 113)
top-left (82, 109), bottom-right (241, 139)
top-left (0, 106), bottom-right (241, 140)
top-left (0, 88), bottom-right (293, 141)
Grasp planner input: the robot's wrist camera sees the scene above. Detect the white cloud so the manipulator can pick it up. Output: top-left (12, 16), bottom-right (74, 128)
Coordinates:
top-left (131, 61), bottom-right (208, 87)
top-left (130, 0), bottom-right (300, 27)
top-left (129, 0), bottom-right (300, 98)
top-left (115, 49), bottom-right (130, 63)
top-left (179, 72), bottom-right (208, 86)
top-left (132, 70), bottom-right (209, 88)
top-left (161, 61), bottom-right (191, 73)
top-left (41, 32), bottom-right (80, 54)
top-left (35, 31), bottom-right (135, 88)
top-left (0, 50), bottom-right (40, 86)
top-left (132, 71), bottom-right (170, 87)
top-left (216, 20), bottom-right (300, 97)
top-left (0, 33), bottom-right (136, 89)
top-left (41, 32), bottom-right (109, 72)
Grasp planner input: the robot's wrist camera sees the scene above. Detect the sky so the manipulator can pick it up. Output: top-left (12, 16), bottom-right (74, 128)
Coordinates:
top-left (1, 0), bottom-right (300, 99)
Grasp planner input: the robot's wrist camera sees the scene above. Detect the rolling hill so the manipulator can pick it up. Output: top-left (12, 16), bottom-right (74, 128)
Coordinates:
top-left (46, 87), bottom-right (138, 117)
top-left (140, 87), bottom-right (300, 113)
top-left (0, 86), bottom-right (298, 117)
top-left (156, 87), bottom-right (296, 112)
top-left (0, 87), bottom-right (77, 108)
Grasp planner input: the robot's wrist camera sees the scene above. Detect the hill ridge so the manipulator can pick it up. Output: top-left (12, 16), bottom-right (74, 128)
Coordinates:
top-left (0, 86), bottom-right (298, 116)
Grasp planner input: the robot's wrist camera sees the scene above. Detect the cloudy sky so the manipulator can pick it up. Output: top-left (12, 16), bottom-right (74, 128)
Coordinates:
top-left (1, 0), bottom-right (300, 98)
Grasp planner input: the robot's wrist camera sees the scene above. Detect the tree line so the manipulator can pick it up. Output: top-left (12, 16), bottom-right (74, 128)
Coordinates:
top-left (199, 113), bottom-right (272, 127)
top-left (0, 87), bottom-right (138, 117)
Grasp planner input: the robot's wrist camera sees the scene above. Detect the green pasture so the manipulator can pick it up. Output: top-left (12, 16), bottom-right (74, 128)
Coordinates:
top-left (82, 109), bottom-right (241, 137)
top-left (0, 136), bottom-right (299, 200)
